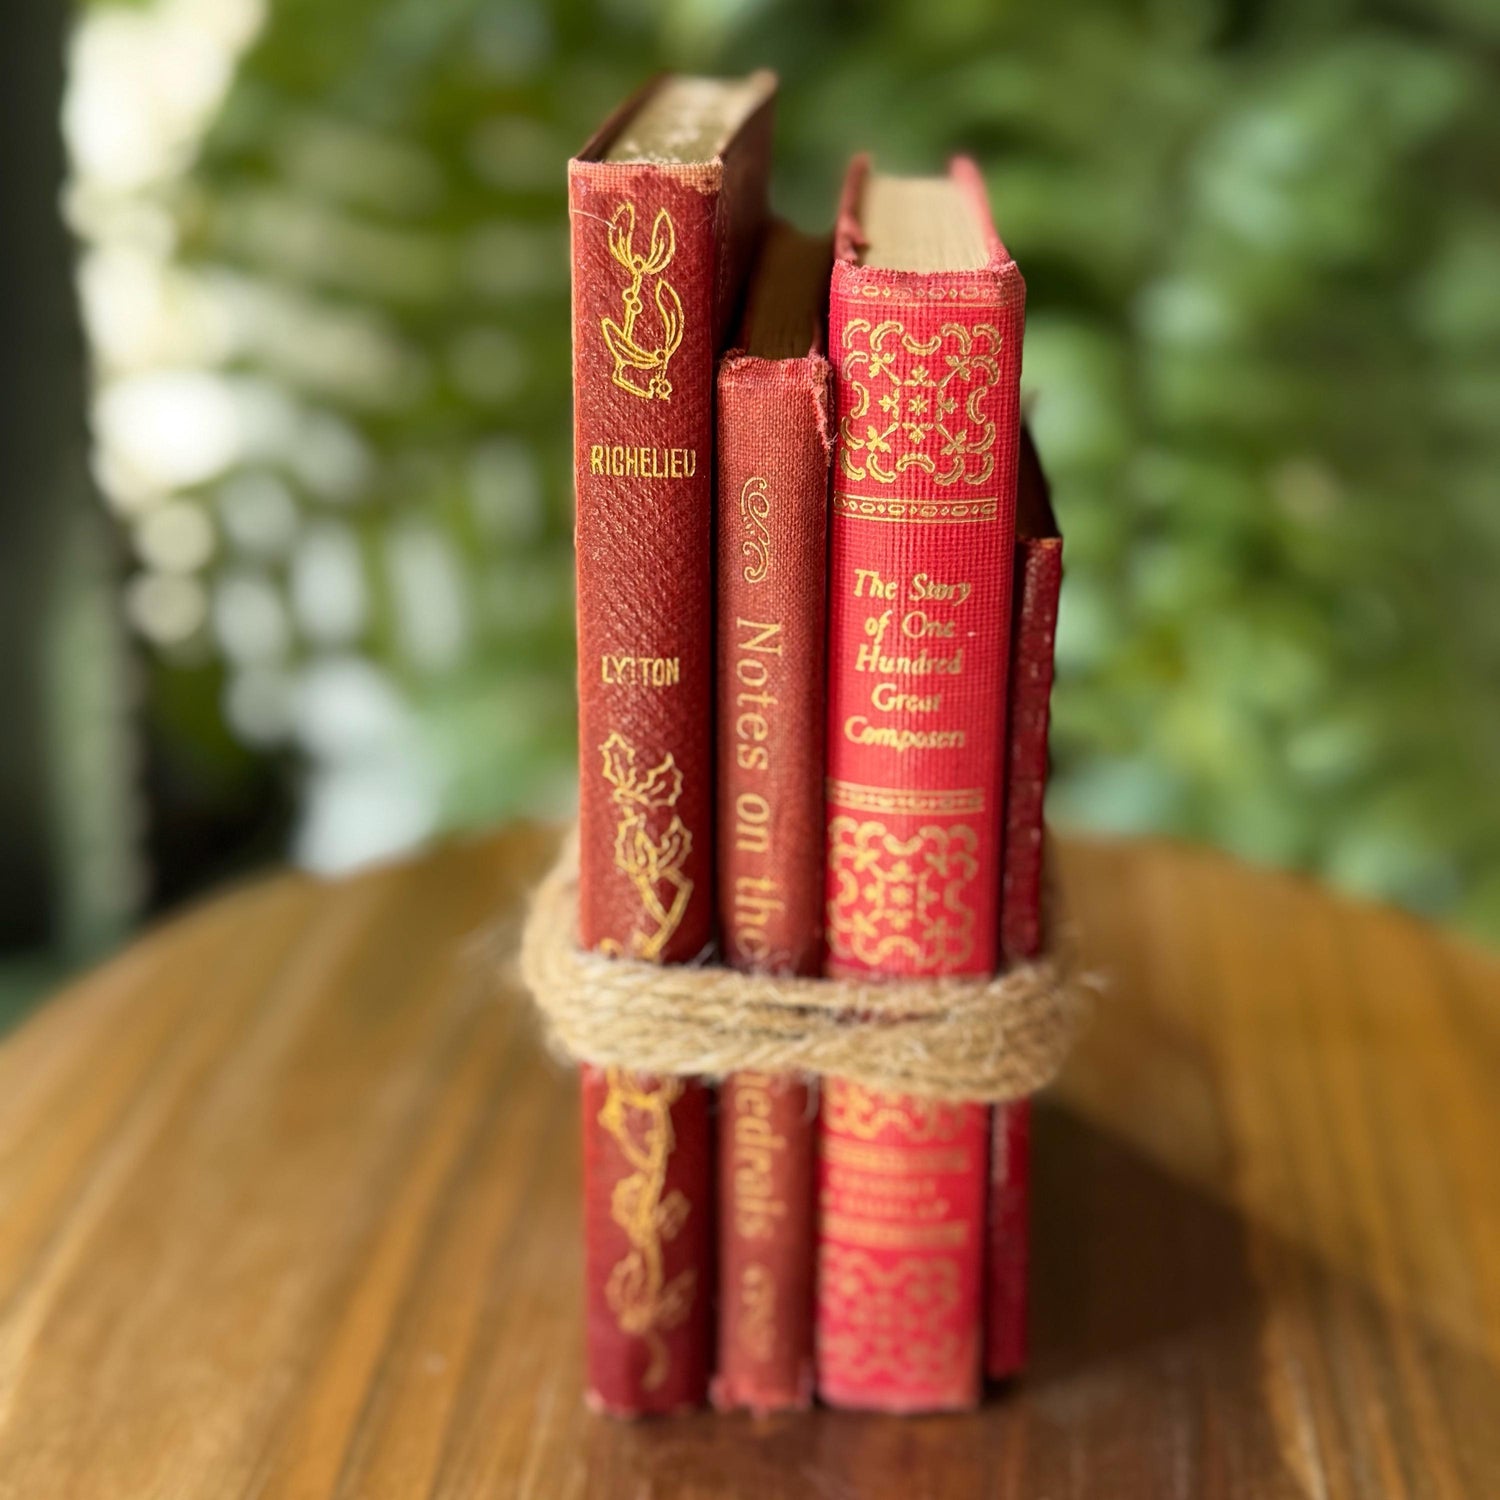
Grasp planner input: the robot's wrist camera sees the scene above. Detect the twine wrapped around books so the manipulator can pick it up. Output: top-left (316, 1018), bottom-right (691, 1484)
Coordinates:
top-left (516, 830), bottom-right (1097, 1103)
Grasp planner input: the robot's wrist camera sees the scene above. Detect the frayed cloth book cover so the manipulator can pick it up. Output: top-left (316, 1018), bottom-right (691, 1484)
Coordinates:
top-left (712, 222), bottom-right (833, 1413)
top-left (569, 72), bottom-right (776, 1416)
top-left (815, 155), bottom-right (1026, 1412)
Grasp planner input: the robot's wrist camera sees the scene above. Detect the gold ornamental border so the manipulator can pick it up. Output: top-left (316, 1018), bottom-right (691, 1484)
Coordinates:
top-left (852, 284), bottom-right (994, 303)
top-left (826, 780), bottom-right (986, 817)
top-left (833, 492), bottom-right (1000, 525)
top-left (819, 1215), bottom-right (971, 1251)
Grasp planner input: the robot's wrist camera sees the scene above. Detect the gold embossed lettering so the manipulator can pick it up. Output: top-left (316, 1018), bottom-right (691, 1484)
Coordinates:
top-left (586, 444), bottom-right (698, 479)
top-left (730, 873), bottom-right (784, 966)
top-left (733, 791), bottom-right (770, 855)
top-left (600, 654), bottom-right (680, 688)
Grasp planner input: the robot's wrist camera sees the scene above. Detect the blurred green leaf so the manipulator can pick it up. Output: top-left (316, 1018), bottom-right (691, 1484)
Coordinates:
top-left (68, 0), bottom-right (1500, 938)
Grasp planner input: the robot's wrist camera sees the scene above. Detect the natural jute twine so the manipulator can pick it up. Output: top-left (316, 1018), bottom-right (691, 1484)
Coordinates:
top-left (517, 830), bottom-right (1098, 1103)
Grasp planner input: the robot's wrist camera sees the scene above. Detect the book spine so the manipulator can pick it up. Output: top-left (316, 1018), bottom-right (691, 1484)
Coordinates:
top-left (987, 466), bottom-right (1062, 1381)
top-left (711, 353), bottom-right (832, 1413)
top-left (986, 1098), bottom-right (1032, 1379)
top-left (816, 261), bottom-right (1025, 1411)
top-left (569, 158), bottom-right (721, 1416)
top-left (999, 526), bottom-right (1062, 965)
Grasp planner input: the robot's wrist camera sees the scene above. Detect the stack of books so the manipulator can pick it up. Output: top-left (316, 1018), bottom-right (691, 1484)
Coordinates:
top-left (570, 72), bottom-right (1062, 1417)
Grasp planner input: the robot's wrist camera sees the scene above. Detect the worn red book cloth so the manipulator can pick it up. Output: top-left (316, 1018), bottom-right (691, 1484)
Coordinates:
top-left (816, 156), bottom-right (1026, 1412)
top-left (987, 423), bottom-right (1063, 1381)
top-left (569, 72), bottom-right (775, 1417)
top-left (711, 223), bottom-right (832, 1414)
top-left (998, 426), bottom-right (1061, 967)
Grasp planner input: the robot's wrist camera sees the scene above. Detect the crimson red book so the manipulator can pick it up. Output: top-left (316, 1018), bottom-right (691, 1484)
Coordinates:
top-left (987, 423), bottom-right (1063, 1381)
top-left (711, 223), bottom-right (832, 1414)
top-left (569, 72), bottom-right (775, 1416)
top-left (816, 156), bottom-right (1025, 1411)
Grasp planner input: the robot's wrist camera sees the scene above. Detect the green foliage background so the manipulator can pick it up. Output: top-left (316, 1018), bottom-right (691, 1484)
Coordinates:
top-left (124, 0), bottom-right (1500, 935)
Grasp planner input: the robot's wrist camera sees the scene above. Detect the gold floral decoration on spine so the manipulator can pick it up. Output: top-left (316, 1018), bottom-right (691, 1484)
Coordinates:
top-left (826, 817), bottom-right (979, 970)
top-left (818, 1247), bottom-right (962, 1387)
top-left (822, 1079), bottom-right (969, 1143)
top-left (598, 1069), bottom-right (695, 1390)
top-left (838, 319), bottom-right (1002, 486)
top-left (599, 731), bottom-right (693, 961)
top-left (739, 475), bottom-right (771, 584)
top-left (601, 203), bottom-right (684, 401)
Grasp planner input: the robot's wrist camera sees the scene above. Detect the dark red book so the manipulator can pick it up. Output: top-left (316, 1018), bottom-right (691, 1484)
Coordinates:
top-left (987, 423), bottom-right (1062, 1381)
top-left (711, 223), bottom-right (832, 1414)
top-left (568, 72), bottom-right (775, 1416)
top-left (816, 156), bottom-right (1025, 1411)
top-left (999, 427), bottom-right (1061, 966)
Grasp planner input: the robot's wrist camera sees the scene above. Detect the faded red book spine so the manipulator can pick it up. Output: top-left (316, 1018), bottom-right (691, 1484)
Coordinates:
top-left (711, 305), bottom-right (832, 1412)
top-left (987, 425), bottom-right (1062, 1381)
top-left (569, 78), bottom-right (773, 1416)
top-left (816, 157), bottom-right (1025, 1411)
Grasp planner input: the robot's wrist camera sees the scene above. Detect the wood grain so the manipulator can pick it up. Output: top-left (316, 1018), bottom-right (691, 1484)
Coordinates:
top-left (0, 825), bottom-right (1496, 1497)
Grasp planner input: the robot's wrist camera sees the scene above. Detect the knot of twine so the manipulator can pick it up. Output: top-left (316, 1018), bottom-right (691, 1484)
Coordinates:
top-left (517, 831), bottom-right (1098, 1103)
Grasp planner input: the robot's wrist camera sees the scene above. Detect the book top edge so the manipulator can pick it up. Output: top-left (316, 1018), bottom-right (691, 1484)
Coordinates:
top-left (573, 71), bottom-right (778, 169)
top-left (834, 154), bottom-right (1015, 277)
top-left (735, 220), bottom-right (832, 360)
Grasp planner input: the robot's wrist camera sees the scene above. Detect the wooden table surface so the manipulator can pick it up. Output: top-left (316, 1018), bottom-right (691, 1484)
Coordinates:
top-left (1, 825), bottom-right (1497, 1498)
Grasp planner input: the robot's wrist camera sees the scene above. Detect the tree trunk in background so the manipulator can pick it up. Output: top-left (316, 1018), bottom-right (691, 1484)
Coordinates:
top-left (0, 0), bottom-right (140, 957)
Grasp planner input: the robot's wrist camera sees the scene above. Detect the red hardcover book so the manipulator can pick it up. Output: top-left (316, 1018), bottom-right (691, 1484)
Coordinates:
top-left (711, 223), bottom-right (832, 1414)
top-left (569, 72), bottom-right (775, 1417)
top-left (998, 426), bottom-right (1061, 966)
top-left (987, 423), bottom-right (1063, 1381)
top-left (816, 157), bottom-right (1025, 1411)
